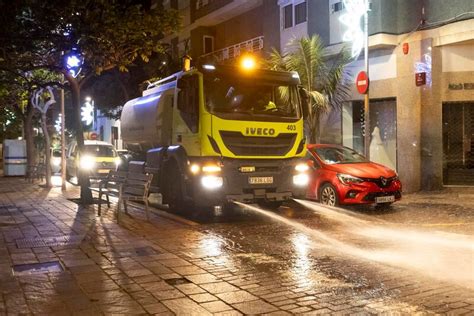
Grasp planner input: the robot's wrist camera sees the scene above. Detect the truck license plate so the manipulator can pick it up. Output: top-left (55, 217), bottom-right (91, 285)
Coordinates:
top-left (98, 169), bottom-right (110, 174)
top-left (249, 176), bottom-right (273, 184)
top-left (375, 195), bottom-right (395, 203)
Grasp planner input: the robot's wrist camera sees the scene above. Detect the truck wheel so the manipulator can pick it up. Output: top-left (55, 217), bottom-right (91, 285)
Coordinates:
top-left (165, 163), bottom-right (194, 213)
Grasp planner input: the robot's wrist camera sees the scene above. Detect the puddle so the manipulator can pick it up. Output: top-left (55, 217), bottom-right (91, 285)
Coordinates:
top-left (12, 261), bottom-right (64, 276)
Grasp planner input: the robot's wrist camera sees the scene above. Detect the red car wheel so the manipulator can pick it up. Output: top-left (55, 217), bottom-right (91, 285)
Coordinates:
top-left (320, 183), bottom-right (339, 206)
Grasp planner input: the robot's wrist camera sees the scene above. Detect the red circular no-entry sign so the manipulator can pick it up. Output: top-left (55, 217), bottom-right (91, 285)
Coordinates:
top-left (356, 71), bottom-right (369, 94)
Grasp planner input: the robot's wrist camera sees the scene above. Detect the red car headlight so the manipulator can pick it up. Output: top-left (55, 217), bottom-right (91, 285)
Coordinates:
top-left (337, 173), bottom-right (364, 185)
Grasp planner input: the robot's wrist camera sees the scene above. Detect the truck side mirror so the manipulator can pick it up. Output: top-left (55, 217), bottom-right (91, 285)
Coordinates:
top-left (299, 87), bottom-right (310, 119)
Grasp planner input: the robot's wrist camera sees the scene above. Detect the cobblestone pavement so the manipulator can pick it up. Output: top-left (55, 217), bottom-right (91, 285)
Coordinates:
top-left (0, 176), bottom-right (473, 315)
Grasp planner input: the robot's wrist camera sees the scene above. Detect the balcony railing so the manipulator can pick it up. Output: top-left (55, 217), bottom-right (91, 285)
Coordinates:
top-left (201, 36), bottom-right (264, 62)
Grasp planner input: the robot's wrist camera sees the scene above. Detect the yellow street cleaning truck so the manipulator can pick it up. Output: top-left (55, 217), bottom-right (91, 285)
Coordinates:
top-left (120, 58), bottom-right (310, 210)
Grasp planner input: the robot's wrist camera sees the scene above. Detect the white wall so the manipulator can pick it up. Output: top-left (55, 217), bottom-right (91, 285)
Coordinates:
top-left (280, 22), bottom-right (308, 52)
top-left (442, 42), bottom-right (474, 72)
top-left (95, 112), bottom-right (123, 150)
top-left (345, 52), bottom-right (397, 82)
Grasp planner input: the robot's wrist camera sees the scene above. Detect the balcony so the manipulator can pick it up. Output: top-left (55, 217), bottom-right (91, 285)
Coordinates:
top-left (201, 36), bottom-right (264, 62)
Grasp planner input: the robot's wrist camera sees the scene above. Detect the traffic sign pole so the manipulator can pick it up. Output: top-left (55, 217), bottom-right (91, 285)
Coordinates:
top-left (363, 4), bottom-right (370, 159)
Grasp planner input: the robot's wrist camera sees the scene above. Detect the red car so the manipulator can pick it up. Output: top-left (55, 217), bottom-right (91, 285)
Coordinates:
top-left (306, 144), bottom-right (402, 206)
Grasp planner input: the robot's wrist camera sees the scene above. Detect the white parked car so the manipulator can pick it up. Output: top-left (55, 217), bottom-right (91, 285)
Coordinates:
top-left (66, 140), bottom-right (120, 180)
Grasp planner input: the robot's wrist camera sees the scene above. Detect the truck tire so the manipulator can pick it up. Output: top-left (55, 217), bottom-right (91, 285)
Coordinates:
top-left (164, 162), bottom-right (194, 213)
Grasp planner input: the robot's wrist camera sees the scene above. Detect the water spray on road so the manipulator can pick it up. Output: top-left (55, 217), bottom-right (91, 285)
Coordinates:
top-left (235, 201), bottom-right (474, 289)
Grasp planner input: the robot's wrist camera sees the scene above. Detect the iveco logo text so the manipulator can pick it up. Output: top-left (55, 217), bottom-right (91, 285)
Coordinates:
top-left (245, 127), bottom-right (276, 136)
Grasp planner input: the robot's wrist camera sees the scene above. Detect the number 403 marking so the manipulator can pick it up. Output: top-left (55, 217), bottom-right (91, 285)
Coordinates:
top-left (287, 125), bottom-right (296, 131)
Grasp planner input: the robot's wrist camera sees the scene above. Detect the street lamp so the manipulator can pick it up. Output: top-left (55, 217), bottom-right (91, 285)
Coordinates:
top-left (64, 50), bottom-right (83, 78)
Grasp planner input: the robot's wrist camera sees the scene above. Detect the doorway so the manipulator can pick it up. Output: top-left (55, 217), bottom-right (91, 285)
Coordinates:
top-left (342, 98), bottom-right (397, 170)
top-left (443, 102), bottom-right (474, 185)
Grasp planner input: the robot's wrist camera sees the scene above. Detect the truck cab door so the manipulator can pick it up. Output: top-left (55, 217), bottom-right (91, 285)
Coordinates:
top-left (175, 75), bottom-right (200, 155)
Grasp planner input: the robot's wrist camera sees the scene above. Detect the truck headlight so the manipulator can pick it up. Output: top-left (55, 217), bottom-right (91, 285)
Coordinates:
top-left (190, 164), bottom-right (200, 174)
top-left (79, 155), bottom-right (95, 170)
top-left (115, 157), bottom-right (121, 167)
top-left (295, 163), bottom-right (309, 173)
top-left (201, 175), bottom-right (223, 190)
top-left (293, 173), bottom-right (309, 186)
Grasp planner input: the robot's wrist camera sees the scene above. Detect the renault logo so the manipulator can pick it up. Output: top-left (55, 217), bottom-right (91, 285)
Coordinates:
top-left (380, 177), bottom-right (387, 186)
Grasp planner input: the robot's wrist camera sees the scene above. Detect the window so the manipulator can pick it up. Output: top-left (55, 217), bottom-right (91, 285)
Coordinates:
top-left (295, 2), bottom-right (306, 24)
top-left (283, 4), bottom-right (293, 29)
top-left (177, 75), bottom-right (199, 133)
top-left (203, 35), bottom-right (214, 55)
top-left (331, 1), bottom-right (371, 13)
top-left (331, 1), bottom-right (344, 13)
top-left (204, 75), bottom-right (301, 121)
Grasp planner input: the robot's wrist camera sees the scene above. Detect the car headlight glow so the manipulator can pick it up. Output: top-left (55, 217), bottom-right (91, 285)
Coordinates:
top-left (79, 156), bottom-right (95, 170)
top-left (52, 158), bottom-right (61, 166)
top-left (201, 175), bottom-right (223, 190)
top-left (337, 173), bottom-right (364, 185)
top-left (293, 173), bottom-right (309, 186)
top-left (115, 157), bottom-right (121, 167)
top-left (295, 163), bottom-right (309, 173)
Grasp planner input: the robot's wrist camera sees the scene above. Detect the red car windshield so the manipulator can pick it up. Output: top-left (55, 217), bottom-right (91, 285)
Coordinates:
top-left (314, 147), bottom-right (367, 164)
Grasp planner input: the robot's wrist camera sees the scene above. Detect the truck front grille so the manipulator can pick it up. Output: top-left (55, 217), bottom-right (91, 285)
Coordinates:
top-left (220, 131), bottom-right (297, 156)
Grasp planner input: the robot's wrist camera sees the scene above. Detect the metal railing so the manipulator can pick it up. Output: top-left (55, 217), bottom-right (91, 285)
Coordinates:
top-left (200, 36), bottom-right (264, 62)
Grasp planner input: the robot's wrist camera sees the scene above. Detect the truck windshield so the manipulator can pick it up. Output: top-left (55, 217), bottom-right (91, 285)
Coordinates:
top-left (204, 76), bottom-right (300, 120)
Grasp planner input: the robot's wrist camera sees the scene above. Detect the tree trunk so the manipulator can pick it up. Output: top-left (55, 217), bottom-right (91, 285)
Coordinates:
top-left (311, 110), bottom-right (321, 144)
top-left (64, 71), bottom-right (93, 204)
top-left (24, 103), bottom-right (37, 177)
top-left (40, 113), bottom-right (52, 187)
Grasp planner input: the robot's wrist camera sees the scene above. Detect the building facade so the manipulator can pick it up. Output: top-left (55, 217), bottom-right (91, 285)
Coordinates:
top-left (165, 0), bottom-right (474, 192)
top-left (279, 0), bottom-right (474, 192)
top-left (163, 0), bottom-right (281, 63)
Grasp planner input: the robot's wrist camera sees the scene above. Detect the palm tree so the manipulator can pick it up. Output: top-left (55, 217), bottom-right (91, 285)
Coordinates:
top-left (267, 35), bottom-right (350, 143)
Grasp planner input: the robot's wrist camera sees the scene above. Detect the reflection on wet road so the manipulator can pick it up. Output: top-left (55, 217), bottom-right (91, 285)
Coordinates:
top-left (164, 198), bottom-right (474, 294)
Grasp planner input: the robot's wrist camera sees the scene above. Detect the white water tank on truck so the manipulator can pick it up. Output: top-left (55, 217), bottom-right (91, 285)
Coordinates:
top-left (120, 84), bottom-right (174, 152)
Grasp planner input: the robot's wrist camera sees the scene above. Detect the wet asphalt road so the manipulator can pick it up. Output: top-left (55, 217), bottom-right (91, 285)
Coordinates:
top-left (151, 195), bottom-right (474, 309)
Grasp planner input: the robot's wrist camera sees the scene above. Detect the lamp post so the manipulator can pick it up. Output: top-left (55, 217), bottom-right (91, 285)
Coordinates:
top-left (340, 0), bottom-right (370, 157)
top-left (60, 84), bottom-right (66, 190)
top-left (62, 50), bottom-right (83, 190)
top-left (363, 2), bottom-right (369, 159)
